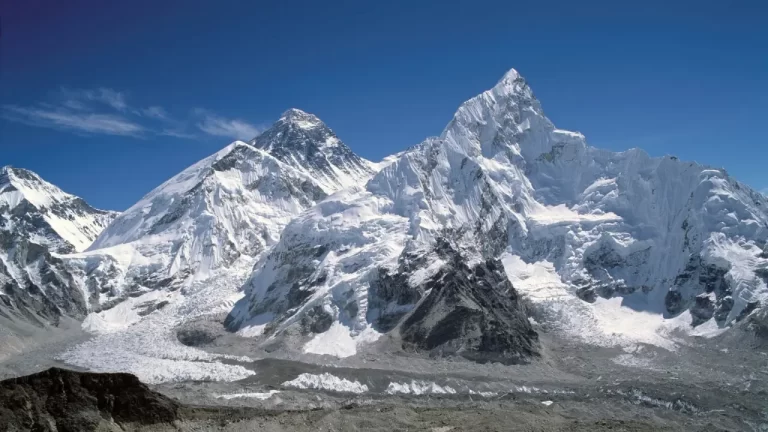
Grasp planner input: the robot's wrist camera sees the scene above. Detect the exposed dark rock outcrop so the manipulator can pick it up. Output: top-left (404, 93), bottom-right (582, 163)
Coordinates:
top-left (0, 367), bottom-right (178, 431)
top-left (250, 108), bottom-right (373, 187)
top-left (0, 234), bottom-right (87, 328)
top-left (177, 327), bottom-right (218, 347)
top-left (690, 294), bottom-right (715, 327)
top-left (575, 285), bottom-right (598, 303)
top-left (665, 290), bottom-right (684, 315)
top-left (367, 268), bottom-right (424, 332)
top-left (737, 300), bottom-right (760, 323)
top-left (399, 249), bottom-right (539, 364)
top-left (301, 305), bottom-right (334, 334)
top-left (714, 296), bottom-right (735, 323)
top-left (668, 255), bottom-right (734, 324)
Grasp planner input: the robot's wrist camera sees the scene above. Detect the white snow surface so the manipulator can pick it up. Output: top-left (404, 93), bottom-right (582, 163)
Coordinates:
top-left (282, 373), bottom-right (369, 394)
top-left (302, 321), bottom-right (357, 358)
top-left (214, 390), bottom-right (281, 400)
top-left (79, 142), bottom-right (321, 294)
top-left (0, 166), bottom-right (116, 253)
top-left (385, 381), bottom-right (458, 395)
top-left (233, 68), bottom-right (768, 354)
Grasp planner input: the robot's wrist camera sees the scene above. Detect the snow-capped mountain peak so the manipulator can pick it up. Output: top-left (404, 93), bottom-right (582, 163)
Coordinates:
top-left (0, 165), bottom-right (117, 253)
top-left (250, 108), bottom-right (375, 192)
top-left (440, 67), bottom-right (561, 163)
top-left (498, 67), bottom-right (521, 82)
top-left (279, 108), bottom-right (324, 130)
top-left (2, 166), bottom-right (72, 213)
top-left (255, 108), bottom-right (335, 153)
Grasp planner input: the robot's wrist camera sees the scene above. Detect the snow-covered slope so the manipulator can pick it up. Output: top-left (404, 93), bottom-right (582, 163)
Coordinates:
top-left (0, 167), bottom-right (117, 328)
top-left (228, 69), bottom-right (768, 357)
top-left (68, 110), bottom-right (376, 314)
top-left (0, 167), bottom-right (116, 254)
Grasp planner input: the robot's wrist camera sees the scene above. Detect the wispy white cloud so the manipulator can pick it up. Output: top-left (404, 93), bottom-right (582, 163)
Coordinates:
top-left (62, 99), bottom-right (89, 111)
top-left (61, 87), bottom-right (129, 112)
top-left (2, 88), bottom-right (262, 141)
top-left (1, 105), bottom-right (144, 136)
top-left (141, 106), bottom-right (169, 120)
top-left (195, 110), bottom-right (262, 140)
top-left (159, 128), bottom-right (198, 139)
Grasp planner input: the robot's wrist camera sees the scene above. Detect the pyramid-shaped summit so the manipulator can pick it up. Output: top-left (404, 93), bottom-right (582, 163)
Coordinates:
top-left (279, 108), bottom-right (324, 128)
top-left (250, 108), bottom-right (374, 192)
top-left (0, 166), bottom-right (116, 253)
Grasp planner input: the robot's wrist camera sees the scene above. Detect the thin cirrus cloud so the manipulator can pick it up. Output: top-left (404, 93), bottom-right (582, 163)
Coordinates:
top-left (194, 110), bottom-right (263, 140)
top-left (2, 105), bottom-right (145, 136)
top-left (141, 106), bottom-right (169, 120)
top-left (60, 87), bottom-right (129, 112)
top-left (0, 88), bottom-right (261, 141)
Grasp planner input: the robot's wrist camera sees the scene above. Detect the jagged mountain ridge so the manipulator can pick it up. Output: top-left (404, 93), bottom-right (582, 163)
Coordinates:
top-left (228, 69), bottom-right (768, 359)
top-left (0, 167), bottom-right (117, 332)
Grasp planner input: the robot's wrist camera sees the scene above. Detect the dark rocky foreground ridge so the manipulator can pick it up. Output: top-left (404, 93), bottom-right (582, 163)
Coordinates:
top-left (0, 368), bottom-right (178, 431)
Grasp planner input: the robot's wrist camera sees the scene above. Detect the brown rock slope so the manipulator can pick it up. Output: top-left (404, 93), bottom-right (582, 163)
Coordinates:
top-left (0, 367), bottom-right (178, 432)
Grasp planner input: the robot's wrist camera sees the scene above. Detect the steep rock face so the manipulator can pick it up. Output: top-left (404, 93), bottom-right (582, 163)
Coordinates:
top-left (0, 367), bottom-right (178, 431)
top-left (399, 244), bottom-right (538, 364)
top-left (230, 69), bottom-right (768, 359)
top-left (0, 167), bottom-right (116, 328)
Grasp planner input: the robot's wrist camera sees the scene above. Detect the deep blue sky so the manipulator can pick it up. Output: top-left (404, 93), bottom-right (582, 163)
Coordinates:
top-left (2, 0), bottom-right (766, 210)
